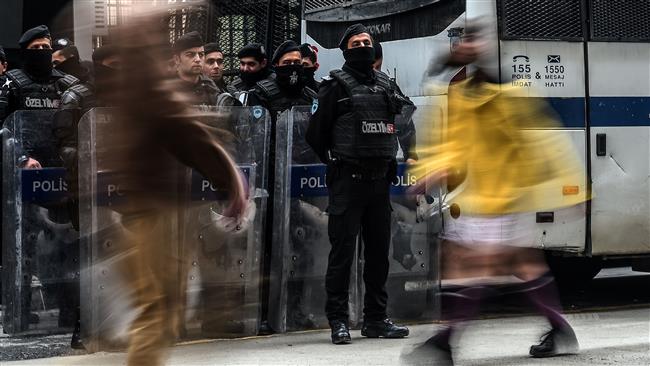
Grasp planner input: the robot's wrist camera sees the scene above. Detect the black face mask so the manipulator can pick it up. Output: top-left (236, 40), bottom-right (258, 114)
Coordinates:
top-left (343, 47), bottom-right (375, 70)
top-left (240, 69), bottom-right (267, 86)
top-left (55, 57), bottom-right (84, 79)
top-left (23, 49), bottom-right (53, 81)
top-left (302, 66), bottom-right (317, 83)
top-left (275, 64), bottom-right (304, 92)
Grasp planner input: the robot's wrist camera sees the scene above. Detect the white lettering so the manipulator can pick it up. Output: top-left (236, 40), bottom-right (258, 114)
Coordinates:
top-left (107, 184), bottom-right (123, 197)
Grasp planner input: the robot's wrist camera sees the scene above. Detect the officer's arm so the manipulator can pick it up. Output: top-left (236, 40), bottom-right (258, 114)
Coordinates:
top-left (306, 79), bottom-right (338, 164)
top-left (53, 90), bottom-right (82, 171)
top-left (399, 119), bottom-right (419, 162)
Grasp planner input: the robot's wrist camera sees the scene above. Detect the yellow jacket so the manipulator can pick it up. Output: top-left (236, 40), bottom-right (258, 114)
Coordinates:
top-left (411, 79), bottom-right (588, 215)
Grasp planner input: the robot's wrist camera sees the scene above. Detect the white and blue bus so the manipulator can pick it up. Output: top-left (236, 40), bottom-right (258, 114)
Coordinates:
top-left (302, 0), bottom-right (650, 283)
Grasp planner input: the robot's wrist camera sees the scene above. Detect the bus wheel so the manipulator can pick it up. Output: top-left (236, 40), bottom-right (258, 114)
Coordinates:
top-left (545, 254), bottom-right (603, 288)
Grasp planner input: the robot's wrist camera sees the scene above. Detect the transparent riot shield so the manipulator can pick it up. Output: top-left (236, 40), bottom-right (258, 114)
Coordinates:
top-left (78, 107), bottom-right (270, 352)
top-left (381, 105), bottom-right (441, 322)
top-left (269, 107), bottom-right (343, 333)
top-left (270, 106), bottom-right (442, 333)
top-left (180, 106), bottom-right (269, 339)
top-left (2, 111), bottom-right (80, 335)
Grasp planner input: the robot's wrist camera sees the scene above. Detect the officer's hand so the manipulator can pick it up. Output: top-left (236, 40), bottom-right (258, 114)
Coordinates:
top-left (24, 158), bottom-right (42, 169)
top-left (405, 158), bottom-right (417, 165)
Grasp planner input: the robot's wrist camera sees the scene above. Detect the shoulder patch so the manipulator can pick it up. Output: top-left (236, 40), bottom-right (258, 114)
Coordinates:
top-left (311, 99), bottom-right (319, 114)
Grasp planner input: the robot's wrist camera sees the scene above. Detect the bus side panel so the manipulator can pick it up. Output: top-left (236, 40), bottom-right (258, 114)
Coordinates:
top-left (588, 42), bottom-right (650, 255)
top-left (499, 40), bottom-right (588, 252)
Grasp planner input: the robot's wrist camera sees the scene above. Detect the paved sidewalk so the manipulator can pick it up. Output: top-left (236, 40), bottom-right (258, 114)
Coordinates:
top-left (2, 308), bottom-right (649, 366)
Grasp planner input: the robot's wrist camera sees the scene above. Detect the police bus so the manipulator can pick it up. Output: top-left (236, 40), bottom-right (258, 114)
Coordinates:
top-left (302, 0), bottom-right (650, 284)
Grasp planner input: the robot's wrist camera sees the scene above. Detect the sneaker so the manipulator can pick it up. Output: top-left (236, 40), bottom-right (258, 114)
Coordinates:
top-left (530, 326), bottom-right (579, 358)
top-left (361, 318), bottom-right (409, 338)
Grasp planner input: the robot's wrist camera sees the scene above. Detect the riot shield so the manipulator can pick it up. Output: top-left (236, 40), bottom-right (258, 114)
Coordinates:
top-left (78, 107), bottom-right (270, 352)
top-left (2, 110), bottom-right (80, 335)
top-left (180, 106), bottom-right (269, 339)
top-left (269, 106), bottom-right (442, 333)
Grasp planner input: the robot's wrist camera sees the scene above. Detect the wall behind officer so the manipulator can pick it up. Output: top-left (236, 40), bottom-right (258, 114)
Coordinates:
top-left (299, 43), bottom-right (320, 91)
top-left (0, 25), bottom-right (79, 169)
top-left (227, 43), bottom-right (272, 97)
top-left (305, 24), bottom-right (409, 345)
top-left (372, 41), bottom-right (418, 165)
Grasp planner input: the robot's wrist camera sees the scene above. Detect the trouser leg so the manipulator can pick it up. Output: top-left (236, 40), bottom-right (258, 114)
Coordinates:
top-left (360, 179), bottom-right (391, 321)
top-left (325, 179), bottom-right (362, 322)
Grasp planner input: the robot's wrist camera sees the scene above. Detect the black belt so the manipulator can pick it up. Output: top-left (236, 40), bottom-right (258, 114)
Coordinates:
top-left (337, 161), bottom-right (389, 181)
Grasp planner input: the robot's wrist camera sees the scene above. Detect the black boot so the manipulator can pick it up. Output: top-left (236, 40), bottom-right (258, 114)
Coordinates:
top-left (329, 320), bottom-right (351, 345)
top-left (530, 326), bottom-right (579, 358)
top-left (361, 318), bottom-right (409, 338)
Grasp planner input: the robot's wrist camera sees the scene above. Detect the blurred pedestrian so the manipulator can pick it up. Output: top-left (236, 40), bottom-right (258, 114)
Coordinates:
top-left (402, 23), bottom-right (586, 365)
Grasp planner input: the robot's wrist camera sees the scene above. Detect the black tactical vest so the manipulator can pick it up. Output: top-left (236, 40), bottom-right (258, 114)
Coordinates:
top-left (227, 76), bottom-right (247, 94)
top-left (329, 69), bottom-right (399, 159)
top-left (254, 78), bottom-right (316, 115)
top-left (6, 69), bottom-right (78, 110)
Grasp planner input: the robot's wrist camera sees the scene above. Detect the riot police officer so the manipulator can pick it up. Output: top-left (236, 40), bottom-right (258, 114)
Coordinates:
top-left (248, 40), bottom-right (317, 116)
top-left (0, 46), bottom-right (8, 76)
top-left (306, 24), bottom-right (410, 345)
top-left (299, 43), bottom-right (320, 91)
top-left (227, 43), bottom-right (273, 96)
top-left (0, 25), bottom-right (79, 168)
top-left (172, 32), bottom-right (226, 107)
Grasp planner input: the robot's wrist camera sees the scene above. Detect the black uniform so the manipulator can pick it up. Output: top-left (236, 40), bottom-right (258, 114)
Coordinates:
top-left (306, 65), bottom-right (404, 323)
top-left (248, 76), bottom-right (317, 117)
top-left (392, 81), bottom-right (418, 161)
top-left (178, 74), bottom-right (239, 107)
top-left (226, 68), bottom-right (273, 95)
top-left (0, 68), bottom-right (79, 164)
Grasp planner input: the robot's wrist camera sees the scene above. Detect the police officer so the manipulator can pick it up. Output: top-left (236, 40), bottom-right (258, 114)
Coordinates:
top-left (227, 43), bottom-right (272, 96)
top-left (172, 31), bottom-right (224, 106)
top-left (248, 40), bottom-right (317, 116)
top-left (306, 24), bottom-right (409, 345)
top-left (299, 43), bottom-right (320, 91)
top-left (0, 25), bottom-right (79, 168)
top-left (202, 42), bottom-right (239, 107)
top-left (52, 39), bottom-right (92, 85)
top-left (0, 46), bottom-right (8, 76)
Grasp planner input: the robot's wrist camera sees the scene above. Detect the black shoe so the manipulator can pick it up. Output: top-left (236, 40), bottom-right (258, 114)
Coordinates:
top-left (530, 326), bottom-right (579, 358)
top-left (329, 320), bottom-right (351, 345)
top-left (361, 318), bottom-right (409, 338)
top-left (70, 330), bottom-right (85, 350)
top-left (400, 332), bottom-right (453, 366)
top-left (257, 320), bottom-right (275, 336)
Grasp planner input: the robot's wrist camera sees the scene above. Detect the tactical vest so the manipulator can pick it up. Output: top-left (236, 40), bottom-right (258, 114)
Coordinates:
top-left (254, 78), bottom-right (316, 115)
top-left (6, 69), bottom-right (78, 110)
top-left (329, 69), bottom-right (399, 159)
top-left (62, 83), bottom-right (96, 112)
top-left (227, 77), bottom-right (247, 94)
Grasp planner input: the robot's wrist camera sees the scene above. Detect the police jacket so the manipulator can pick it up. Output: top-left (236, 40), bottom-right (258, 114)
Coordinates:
top-left (247, 76), bottom-right (317, 118)
top-left (0, 68), bottom-right (79, 164)
top-left (0, 68), bottom-right (78, 121)
top-left (306, 65), bottom-right (405, 164)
